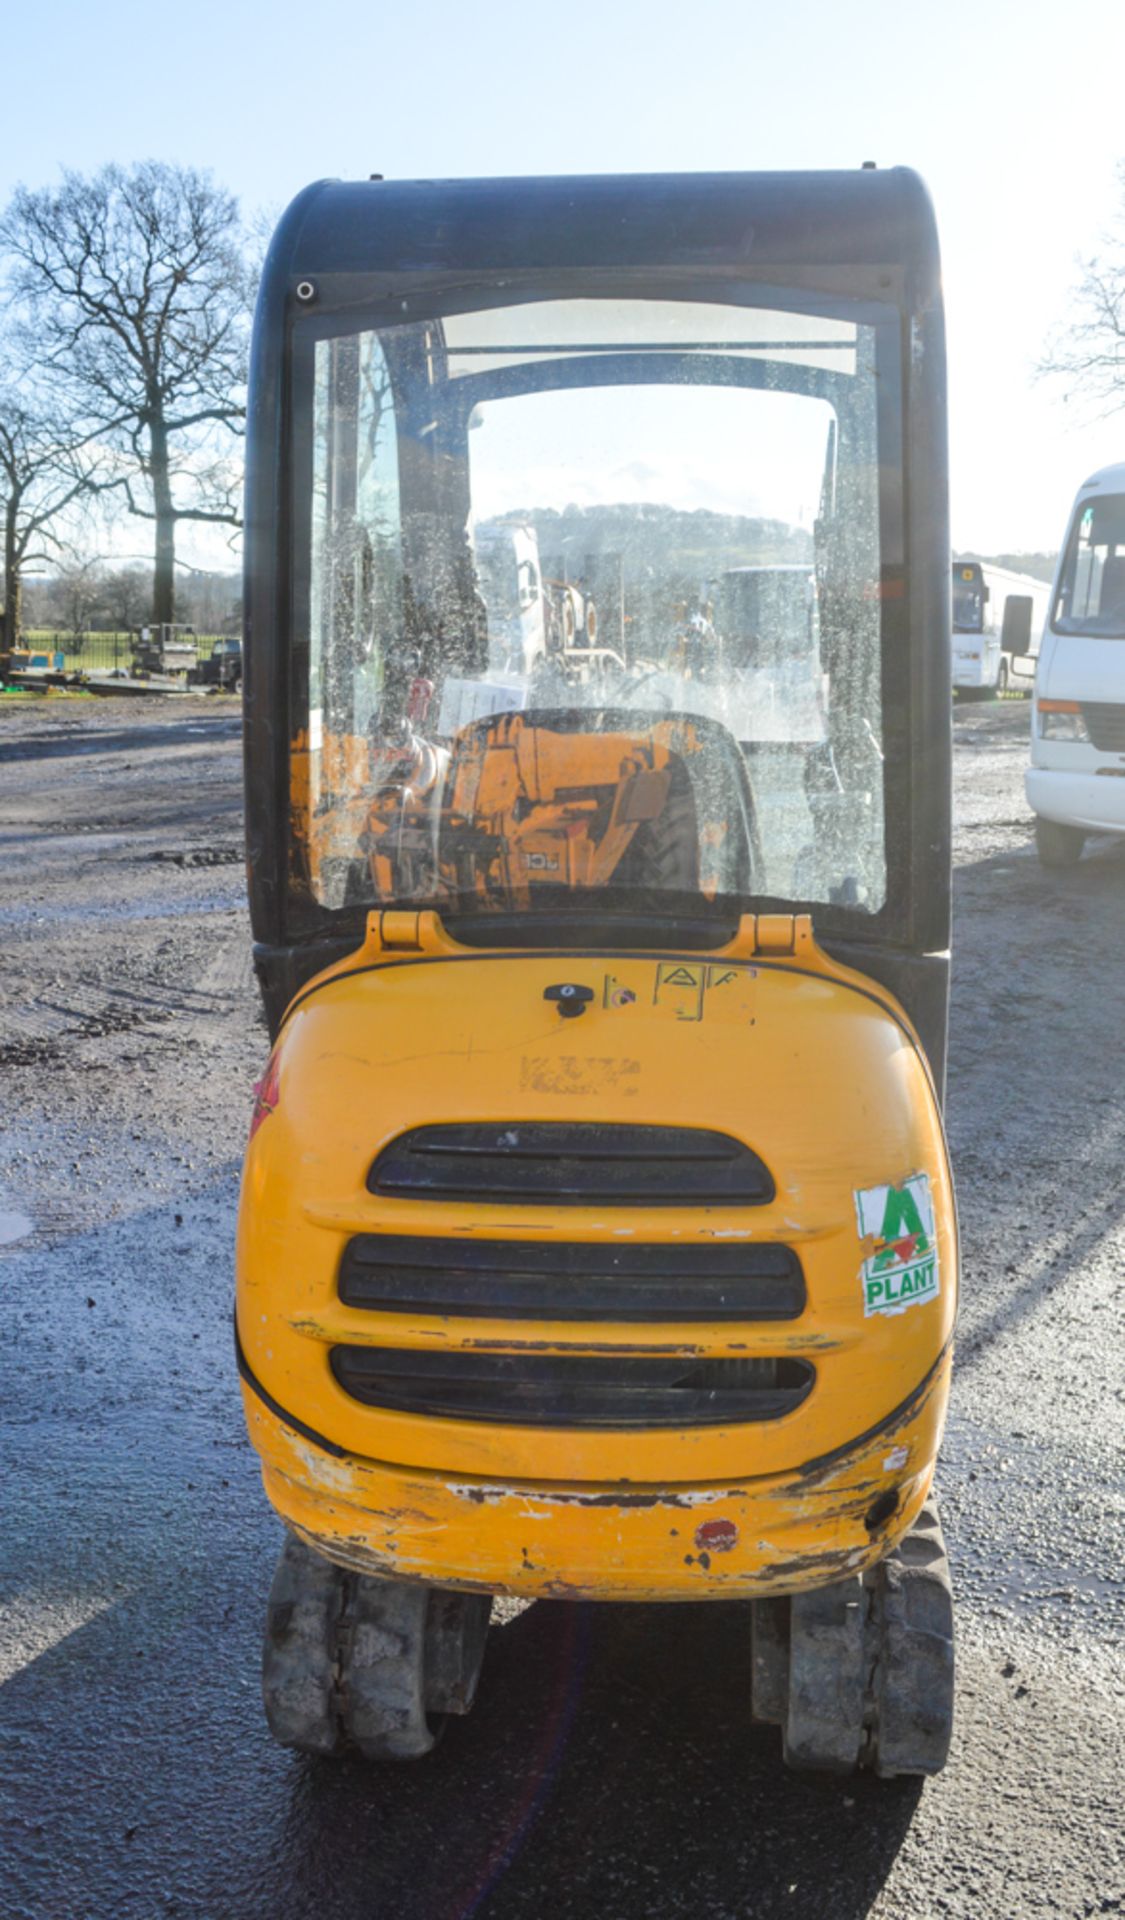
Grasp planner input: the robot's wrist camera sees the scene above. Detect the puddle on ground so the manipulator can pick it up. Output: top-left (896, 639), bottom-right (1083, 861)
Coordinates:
top-left (0, 1210), bottom-right (34, 1246)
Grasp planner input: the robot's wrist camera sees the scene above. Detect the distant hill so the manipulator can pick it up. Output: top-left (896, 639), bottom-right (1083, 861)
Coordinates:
top-left (955, 551), bottom-right (1057, 585)
top-left (494, 503), bottom-right (812, 585)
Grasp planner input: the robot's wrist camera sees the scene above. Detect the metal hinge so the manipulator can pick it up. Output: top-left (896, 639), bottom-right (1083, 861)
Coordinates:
top-left (747, 913), bottom-right (814, 958)
top-left (376, 910), bottom-right (423, 950)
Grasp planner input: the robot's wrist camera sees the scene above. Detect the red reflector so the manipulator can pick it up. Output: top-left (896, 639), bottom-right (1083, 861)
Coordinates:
top-left (249, 1051), bottom-right (281, 1141)
top-left (695, 1518), bottom-right (739, 1554)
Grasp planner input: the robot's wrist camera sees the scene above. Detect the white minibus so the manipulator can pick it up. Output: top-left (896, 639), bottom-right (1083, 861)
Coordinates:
top-left (952, 560), bottom-right (1049, 698)
top-left (1020, 462), bottom-right (1125, 864)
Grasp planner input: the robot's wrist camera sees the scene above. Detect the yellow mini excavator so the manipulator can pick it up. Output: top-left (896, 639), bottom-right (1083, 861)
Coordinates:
top-left (236, 168), bottom-right (957, 1774)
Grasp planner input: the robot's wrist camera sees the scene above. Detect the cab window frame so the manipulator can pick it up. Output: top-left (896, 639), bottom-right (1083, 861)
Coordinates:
top-left (284, 277), bottom-right (909, 948)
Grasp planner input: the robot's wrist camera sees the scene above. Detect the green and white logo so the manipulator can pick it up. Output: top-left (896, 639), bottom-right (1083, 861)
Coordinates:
top-left (854, 1174), bottom-right (940, 1317)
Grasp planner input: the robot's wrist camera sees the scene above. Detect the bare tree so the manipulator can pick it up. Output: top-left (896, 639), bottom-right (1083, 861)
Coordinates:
top-left (99, 564), bottom-right (151, 633)
top-left (46, 555), bottom-right (106, 644)
top-left (0, 385), bottom-right (106, 660)
top-left (1040, 166), bottom-right (1125, 415)
top-left (175, 566), bottom-right (240, 634)
top-left (2, 162), bottom-right (253, 625)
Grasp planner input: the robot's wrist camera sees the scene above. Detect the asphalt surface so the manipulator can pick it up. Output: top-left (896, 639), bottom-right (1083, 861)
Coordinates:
top-left (0, 693), bottom-right (1122, 1920)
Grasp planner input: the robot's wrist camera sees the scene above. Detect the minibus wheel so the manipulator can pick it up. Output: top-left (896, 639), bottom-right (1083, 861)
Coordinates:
top-left (1034, 818), bottom-right (1086, 867)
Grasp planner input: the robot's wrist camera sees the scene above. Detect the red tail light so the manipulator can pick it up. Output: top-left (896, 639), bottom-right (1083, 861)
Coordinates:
top-left (249, 1051), bottom-right (281, 1141)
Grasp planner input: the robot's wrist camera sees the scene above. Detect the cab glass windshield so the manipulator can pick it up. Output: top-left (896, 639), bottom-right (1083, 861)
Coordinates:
top-left (291, 295), bottom-right (896, 929)
top-left (1054, 493), bottom-right (1125, 637)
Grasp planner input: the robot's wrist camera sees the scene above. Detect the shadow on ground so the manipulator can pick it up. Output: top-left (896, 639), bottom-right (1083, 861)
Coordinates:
top-left (0, 716), bottom-right (241, 765)
top-left (2, 1580), bottom-right (921, 1920)
top-left (280, 1600), bottom-right (923, 1920)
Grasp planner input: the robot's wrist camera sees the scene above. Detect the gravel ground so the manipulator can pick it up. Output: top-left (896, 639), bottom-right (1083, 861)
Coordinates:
top-left (0, 692), bottom-right (1122, 1920)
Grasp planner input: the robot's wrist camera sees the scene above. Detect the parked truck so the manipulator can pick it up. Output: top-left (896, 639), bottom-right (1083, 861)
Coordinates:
top-left (190, 637), bottom-right (243, 692)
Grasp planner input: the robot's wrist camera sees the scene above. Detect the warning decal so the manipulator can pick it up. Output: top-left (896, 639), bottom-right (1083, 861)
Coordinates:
top-left (652, 962), bottom-right (756, 1023)
top-left (854, 1174), bottom-right (940, 1317)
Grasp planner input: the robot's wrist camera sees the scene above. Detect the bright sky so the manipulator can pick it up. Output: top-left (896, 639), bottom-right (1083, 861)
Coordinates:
top-left (470, 385), bottom-right (837, 527)
top-left (3, 0), bottom-right (1124, 559)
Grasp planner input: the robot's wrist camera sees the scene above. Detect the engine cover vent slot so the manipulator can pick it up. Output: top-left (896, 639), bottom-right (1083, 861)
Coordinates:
top-left (339, 1235), bottom-right (803, 1321)
top-left (330, 1348), bottom-right (814, 1427)
top-left (367, 1122), bottom-right (774, 1206)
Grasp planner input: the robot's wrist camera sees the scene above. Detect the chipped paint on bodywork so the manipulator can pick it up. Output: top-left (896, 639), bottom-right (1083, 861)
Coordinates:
top-left (281, 1316), bottom-right (852, 1359)
top-left (243, 1345), bottom-right (947, 1603)
top-left (445, 1483), bottom-right (736, 1510)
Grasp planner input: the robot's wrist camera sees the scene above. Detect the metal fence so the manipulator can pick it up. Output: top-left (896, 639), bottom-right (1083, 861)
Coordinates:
top-left (20, 632), bottom-right (231, 674)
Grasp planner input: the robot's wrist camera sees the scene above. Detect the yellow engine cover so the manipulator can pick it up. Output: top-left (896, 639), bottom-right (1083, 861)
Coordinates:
top-left (236, 912), bottom-right (956, 1601)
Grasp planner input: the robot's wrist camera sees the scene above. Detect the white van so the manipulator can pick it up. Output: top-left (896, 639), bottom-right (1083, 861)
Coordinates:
top-left (1021, 461), bottom-right (1125, 865)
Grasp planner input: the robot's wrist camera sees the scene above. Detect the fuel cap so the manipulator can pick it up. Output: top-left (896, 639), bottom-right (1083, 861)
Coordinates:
top-left (544, 983), bottom-right (595, 1019)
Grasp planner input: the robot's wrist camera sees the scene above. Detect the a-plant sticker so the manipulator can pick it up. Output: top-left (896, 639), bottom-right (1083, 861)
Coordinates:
top-left (854, 1175), bottom-right (940, 1317)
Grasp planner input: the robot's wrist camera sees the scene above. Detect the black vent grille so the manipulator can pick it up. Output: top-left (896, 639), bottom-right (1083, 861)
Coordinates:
top-left (330, 1348), bottom-right (814, 1428)
top-left (368, 1123), bottom-right (774, 1207)
top-left (1082, 702), bottom-right (1125, 751)
top-left (339, 1235), bottom-right (804, 1321)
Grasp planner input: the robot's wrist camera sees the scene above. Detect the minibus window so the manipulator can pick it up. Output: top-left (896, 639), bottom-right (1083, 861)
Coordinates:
top-left (952, 567), bottom-right (984, 632)
top-left (1054, 494), bottom-right (1125, 637)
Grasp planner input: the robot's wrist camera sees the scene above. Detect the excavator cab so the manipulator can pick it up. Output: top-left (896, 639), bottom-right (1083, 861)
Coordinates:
top-left (238, 171), bottom-right (956, 1773)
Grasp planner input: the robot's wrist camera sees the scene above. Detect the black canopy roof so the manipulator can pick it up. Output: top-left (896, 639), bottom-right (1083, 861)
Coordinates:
top-left (262, 169), bottom-right (940, 293)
